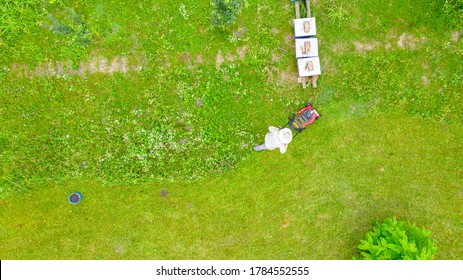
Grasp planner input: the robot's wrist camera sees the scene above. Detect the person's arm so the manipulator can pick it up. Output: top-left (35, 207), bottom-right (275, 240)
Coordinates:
top-left (268, 126), bottom-right (279, 134)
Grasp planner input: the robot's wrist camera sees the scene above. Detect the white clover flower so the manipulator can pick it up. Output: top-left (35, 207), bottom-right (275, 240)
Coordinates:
top-left (179, 4), bottom-right (189, 20)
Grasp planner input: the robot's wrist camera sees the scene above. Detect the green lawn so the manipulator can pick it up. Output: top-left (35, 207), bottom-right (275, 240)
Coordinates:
top-left (1, 110), bottom-right (462, 259)
top-left (1, 0), bottom-right (462, 259)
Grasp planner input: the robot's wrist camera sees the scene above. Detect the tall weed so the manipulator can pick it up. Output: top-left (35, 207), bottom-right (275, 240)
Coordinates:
top-left (0, 0), bottom-right (46, 42)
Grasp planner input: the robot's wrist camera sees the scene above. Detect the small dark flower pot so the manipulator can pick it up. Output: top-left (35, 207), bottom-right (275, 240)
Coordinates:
top-left (68, 192), bottom-right (82, 205)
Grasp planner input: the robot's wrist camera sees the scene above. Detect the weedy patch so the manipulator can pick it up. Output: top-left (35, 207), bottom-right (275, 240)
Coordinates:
top-left (322, 0), bottom-right (349, 27)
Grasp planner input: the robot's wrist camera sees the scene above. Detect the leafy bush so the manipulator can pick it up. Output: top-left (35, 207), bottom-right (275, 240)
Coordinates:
top-left (44, 8), bottom-right (93, 46)
top-left (211, 0), bottom-right (244, 27)
top-left (356, 217), bottom-right (437, 260)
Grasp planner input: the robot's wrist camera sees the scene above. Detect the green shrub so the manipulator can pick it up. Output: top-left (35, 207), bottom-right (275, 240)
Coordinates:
top-left (210, 0), bottom-right (244, 27)
top-left (356, 217), bottom-right (437, 260)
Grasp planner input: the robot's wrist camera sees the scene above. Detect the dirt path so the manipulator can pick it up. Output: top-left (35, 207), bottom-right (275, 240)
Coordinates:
top-left (10, 54), bottom-right (146, 78)
top-left (8, 45), bottom-right (250, 78)
top-left (351, 33), bottom-right (428, 54)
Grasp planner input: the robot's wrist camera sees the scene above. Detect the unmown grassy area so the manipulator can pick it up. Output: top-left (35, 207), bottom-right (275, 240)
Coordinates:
top-left (2, 0), bottom-right (302, 188)
top-left (1, 0), bottom-right (462, 259)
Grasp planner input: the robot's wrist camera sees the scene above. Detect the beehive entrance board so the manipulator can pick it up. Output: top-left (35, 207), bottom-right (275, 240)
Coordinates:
top-left (294, 18), bottom-right (316, 38)
top-left (295, 38), bottom-right (319, 58)
top-left (297, 57), bottom-right (321, 77)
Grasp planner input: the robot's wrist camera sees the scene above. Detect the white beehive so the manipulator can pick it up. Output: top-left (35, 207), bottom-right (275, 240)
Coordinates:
top-left (294, 18), bottom-right (316, 38)
top-left (295, 38), bottom-right (319, 58)
top-left (297, 57), bottom-right (321, 77)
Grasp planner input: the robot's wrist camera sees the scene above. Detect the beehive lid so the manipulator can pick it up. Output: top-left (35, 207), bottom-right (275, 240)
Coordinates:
top-left (297, 57), bottom-right (321, 77)
top-left (294, 18), bottom-right (316, 38)
top-left (295, 38), bottom-right (319, 58)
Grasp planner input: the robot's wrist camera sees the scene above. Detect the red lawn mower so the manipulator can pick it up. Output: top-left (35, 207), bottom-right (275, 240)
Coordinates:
top-left (282, 103), bottom-right (320, 137)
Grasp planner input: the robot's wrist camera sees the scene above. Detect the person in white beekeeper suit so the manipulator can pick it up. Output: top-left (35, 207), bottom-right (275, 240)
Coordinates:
top-left (253, 126), bottom-right (293, 154)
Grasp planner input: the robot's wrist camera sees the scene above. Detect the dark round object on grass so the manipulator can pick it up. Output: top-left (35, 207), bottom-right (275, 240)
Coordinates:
top-left (68, 192), bottom-right (82, 205)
